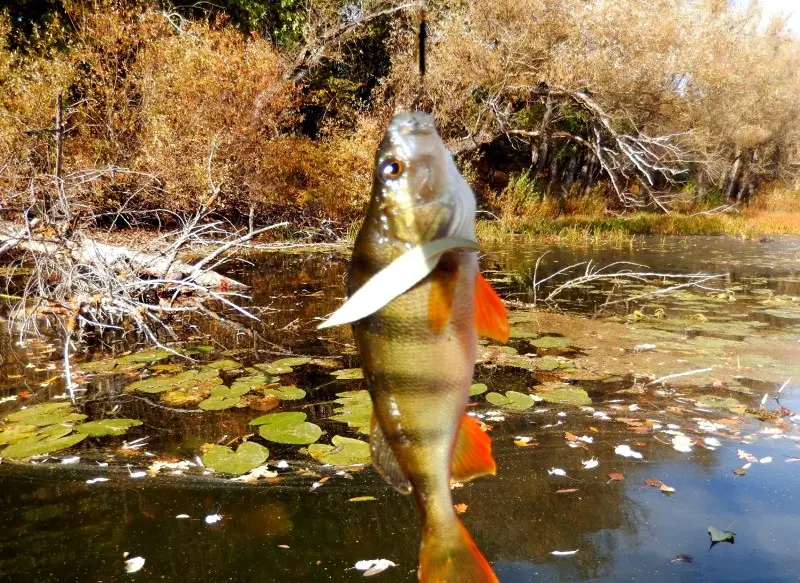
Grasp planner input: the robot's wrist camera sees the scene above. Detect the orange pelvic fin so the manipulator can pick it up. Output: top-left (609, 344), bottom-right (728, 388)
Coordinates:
top-left (419, 519), bottom-right (499, 583)
top-left (428, 262), bottom-right (459, 334)
top-left (451, 414), bottom-right (497, 482)
top-left (475, 273), bottom-right (509, 343)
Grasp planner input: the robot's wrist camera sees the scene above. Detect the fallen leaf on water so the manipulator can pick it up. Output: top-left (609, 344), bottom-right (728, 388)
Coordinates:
top-left (454, 503), bottom-right (468, 515)
top-left (205, 514), bottom-right (222, 525)
top-left (660, 484), bottom-right (676, 494)
top-left (550, 550), bottom-right (579, 556)
top-left (547, 467), bottom-right (567, 476)
top-left (354, 559), bottom-right (397, 576)
top-left (608, 473), bottom-right (625, 481)
top-left (672, 554), bottom-right (694, 563)
top-left (733, 468), bottom-right (748, 476)
top-left (760, 456), bottom-right (773, 464)
top-left (349, 496), bottom-right (377, 502)
top-left (708, 526), bottom-right (735, 546)
top-left (124, 556), bottom-right (145, 574)
top-left (556, 488), bottom-right (579, 494)
top-left (582, 458), bottom-right (599, 470)
top-left (644, 478), bottom-right (664, 487)
top-left (737, 449), bottom-right (758, 463)
top-left (672, 435), bottom-right (693, 453)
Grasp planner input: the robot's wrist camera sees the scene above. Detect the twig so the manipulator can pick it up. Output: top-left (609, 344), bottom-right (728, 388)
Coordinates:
top-left (647, 368), bottom-right (713, 386)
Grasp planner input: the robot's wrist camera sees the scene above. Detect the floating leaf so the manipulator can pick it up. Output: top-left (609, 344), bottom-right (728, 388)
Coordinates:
top-left (183, 345), bottom-right (214, 355)
top-left (117, 349), bottom-right (175, 364)
top-left (263, 385), bottom-right (306, 401)
top-left (6, 402), bottom-right (87, 426)
top-left (2, 432), bottom-right (86, 459)
top-left (270, 357), bottom-right (312, 368)
top-left (485, 391), bottom-right (537, 411)
top-left (251, 412), bottom-right (322, 444)
top-left (160, 389), bottom-right (209, 407)
top-left (530, 336), bottom-right (571, 349)
top-left (732, 468), bottom-right (748, 476)
top-left (328, 390), bottom-right (372, 434)
top-left (762, 308), bottom-right (800, 320)
top-left (615, 444), bottom-right (643, 459)
top-left (0, 423), bottom-right (39, 445)
top-left (230, 373), bottom-right (278, 394)
top-left (509, 326), bottom-right (538, 339)
top-left (202, 442), bottom-right (269, 475)
top-left (331, 368), bottom-right (364, 380)
top-left (127, 368), bottom-right (221, 394)
top-left (469, 383), bottom-right (488, 396)
top-left (202, 359), bottom-right (242, 371)
top-left (308, 435), bottom-right (370, 466)
top-left (708, 526), bottom-right (735, 545)
top-left (76, 419), bottom-right (142, 437)
top-left (349, 496), bottom-right (377, 502)
top-left (537, 388), bottom-right (592, 406)
top-left (608, 473), bottom-right (625, 481)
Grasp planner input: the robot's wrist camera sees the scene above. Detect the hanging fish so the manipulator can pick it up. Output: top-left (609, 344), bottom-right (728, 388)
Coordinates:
top-left (320, 111), bottom-right (508, 582)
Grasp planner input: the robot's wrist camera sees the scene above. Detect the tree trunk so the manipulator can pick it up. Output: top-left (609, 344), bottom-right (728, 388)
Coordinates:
top-left (724, 149), bottom-right (743, 201)
top-left (534, 97), bottom-right (555, 176)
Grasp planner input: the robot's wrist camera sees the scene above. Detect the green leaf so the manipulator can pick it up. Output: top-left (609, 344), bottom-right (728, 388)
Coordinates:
top-left (485, 391), bottom-right (537, 411)
top-left (230, 373), bottom-right (276, 394)
top-left (75, 419), bottom-right (142, 437)
top-left (126, 368), bottom-right (222, 394)
top-left (0, 423), bottom-right (39, 445)
top-left (258, 420), bottom-right (322, 445)
top-left (263, 385), bottom-right (306, 401)
top-left (509, 326), bottom-right (538, 339)
top-left (249, 412), bottom-right (307, 427)
top-left (202, 442), bottom-right (269, 475)
top-left (537, 388), bottom-right (592, 406)
top-left (328, 390), bottom-right (372, 434)
top-left (1, 432), bottom-right (86, 459)
top-left (6, 403), bottom-right (87, 426)
top-left (708, 526), bottom-right (735, 544)
top-left (117, 348), bottom-right (176, 364)
top-left (307, 435), bottom-right (370, 466)
top-left (269, 357), bottom-right (311, 368)
top-left (530, 336), bottom-right (571, 349)
top-left (470, 383), bottom-right (488, 396)
top-left (331, 368), bottom-right (364, 380)
top-left (202, 359), bottom-right (242, 371)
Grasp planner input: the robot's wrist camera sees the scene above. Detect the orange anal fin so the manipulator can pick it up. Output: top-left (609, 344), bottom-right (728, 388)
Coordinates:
top-left (475, 273), bottom-right (509, 343)
top-left (451, 414), bottom-right (496, 482)
top-left (428, 262), bottom-right (459, 334)
top-left (419, 519), bottom-right (499, 583)
top-left (370, 412), bottom-right (413, 494)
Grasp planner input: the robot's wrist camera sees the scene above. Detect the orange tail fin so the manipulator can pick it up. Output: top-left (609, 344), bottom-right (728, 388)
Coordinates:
top-left (419, 519), bottom-right (499, 583)
top-left (475, 273), bottom-right (509, 344)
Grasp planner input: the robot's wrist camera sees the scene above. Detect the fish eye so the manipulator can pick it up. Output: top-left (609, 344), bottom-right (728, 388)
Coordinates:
top-left (383, 160), bottom-right (404, 179)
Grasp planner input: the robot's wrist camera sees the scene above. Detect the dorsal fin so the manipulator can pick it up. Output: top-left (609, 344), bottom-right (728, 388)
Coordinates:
top-left (370, 412), bottom-right (412, 494)
top-left (475, 273), bottom-right (509, 344)
top-left (451, 414), bottom-right (496, 482)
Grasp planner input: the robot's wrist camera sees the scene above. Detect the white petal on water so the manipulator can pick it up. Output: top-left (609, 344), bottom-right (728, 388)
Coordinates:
top-left (672, 435), bottom-right (693, 453)
top-left (175, 514), bottom-right (190, 519)
top-left (760, 457), bottom-right (773, 464)
top-left (704, 437), bottom-right (722, 447)
top-left (86, 477), bottom-right (108, 484)
top-left (614, 445), bottom-right (643, 459)
top-left (124, 556), bottom-right (145, 574)
top-left (354, 559), bottom-right (397, 576)
top-left (550, 550), bottom-right (579, 556)
top-left (275, 460), bottom-right (290, 469)
top-left (547, 468), bottom-right (567, 476)
top-left (628, 404), bottom-right (640, 411)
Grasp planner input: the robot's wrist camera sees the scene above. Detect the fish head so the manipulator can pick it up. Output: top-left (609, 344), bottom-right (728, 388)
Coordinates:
top-left (369, 112), bottom-right (475, 246)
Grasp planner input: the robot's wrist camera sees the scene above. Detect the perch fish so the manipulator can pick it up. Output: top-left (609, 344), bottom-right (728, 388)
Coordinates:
top-left (320, 111), bottom-right (508, 582)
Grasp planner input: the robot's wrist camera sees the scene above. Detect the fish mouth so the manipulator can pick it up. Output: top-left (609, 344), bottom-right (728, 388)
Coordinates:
top-left (386, 112), bottom-right (437, 138)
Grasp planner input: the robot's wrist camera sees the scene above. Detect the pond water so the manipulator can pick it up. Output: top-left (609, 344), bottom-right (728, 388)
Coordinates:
top-left (1, 235), bottom-right (799, 582)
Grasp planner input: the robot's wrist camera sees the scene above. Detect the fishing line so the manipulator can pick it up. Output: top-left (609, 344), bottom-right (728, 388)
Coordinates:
top-left (413, 7), bottom-right (428, 111)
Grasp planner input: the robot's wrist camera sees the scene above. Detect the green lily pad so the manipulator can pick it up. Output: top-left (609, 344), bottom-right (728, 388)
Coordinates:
top-left (198, 385), bottom-right (251, 411)
top-left (0, 423), bottom-right (39, 445)
top-left (708, 526), bottom-right (735, 545)
top-left (1, 432), bottom-right (86, 459)
top-left (126, 368), bottom-right (222, 394)
top-left (6, 403), bottom-right (87, 426)
top-left (263, 385), bottom-right (306, 401)
top-left (331, 368), bottom-right (364, 380)
top-left (160, 389), bottom-right (208, 407)
top-left (537, 388), bottom-right (592, 406)
top-left (270, 357), bottom-right (312, 368)
top-left (537, 356), bottom-right (563, 371)
top-left (117, 349), bottom-right (176, 364)
top-left (762, 308), bottom-right (800, 320)
top-left (230, 373), bottom-right (277, 394)
top-left (202, 359), bottom-right (242, 371)
top-left (696, 395), bottom-right (745, 413)
top-left (485, 391), bottom-right (537, 411)
top-left (509, 326), bottom-right (538, 339)
top-left (307, 435), bottom-right (370, 466)
top-left (75, 419), bottom-right (142, 437)
top-left (202, 442), bottom-right (269, 475)
top-left (530, 336), bottom-right (571, 349)
top-left (328, 390), bottom-right (372, 434)
top-left (183, 346), bottom-right (214, 355)
top-left (470, 383), bottom-right (488, 396)
top-left (251, 412), bottom-right (322, 445)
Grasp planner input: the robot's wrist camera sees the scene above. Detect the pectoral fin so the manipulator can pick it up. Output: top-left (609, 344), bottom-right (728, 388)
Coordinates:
top-left (451, 414), bottom-right (496, 482)
top-left (475, 273), bottom-right (509, 343)
top-left (370, 412), bottom-right (412, 494)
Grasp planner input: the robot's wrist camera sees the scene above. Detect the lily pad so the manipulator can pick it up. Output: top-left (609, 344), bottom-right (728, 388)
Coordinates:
top-left (470, 383), bottom-right (488, 396)
top-left (6, 403), bottom-right (87, 426)
top-left (126, 368), bottom-right (221, 394)
top-left (509, 326), bottom-right (538, 339)
top-left (202, 359), bottom-right (242, 371)
top-left (117, 349), bottom-right (176, 364)
top-left (708, 526), bottom-right (735, 546)
top-left (263, 385), bottom-right (306, 401)
top-left (328, 390), bottom-right (372, 434)
top-left (160, 389), bottom-right (209, 407)
top-left (251, 412), bottom-right (322, 445)
top-left (308, 435), bottom-right (370, 466)
top-left (1, 432), bottom-right (86, 459)
top-left (76, 419), bottom-right (142, 437)
top-left (696, 395), bottom-right (744, 413)
top-left (202, 442), bottom-right (269, 475)
top-left (485, 391), bottom-right (538, 411)
top-left (0, 423), bottom-right (39, 445)
top-left (270, 357), bottom-right (312, 368)
top-left (254, 356), bottom-right (309, 375)
top-left (198, 385), bottom-right (251, 411)
top-left (230, 373), bottom-right (278, 394)
top-left (537, 356), bottom-right (563, 371)
top-left (331, 368), bottom-right (364, 380)
top-left (761, 308), bottom-right (800, 320)
top-left (537, 388), bottom-right (592, 406)
top-left (530, 336), bottom-right (571, 349)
